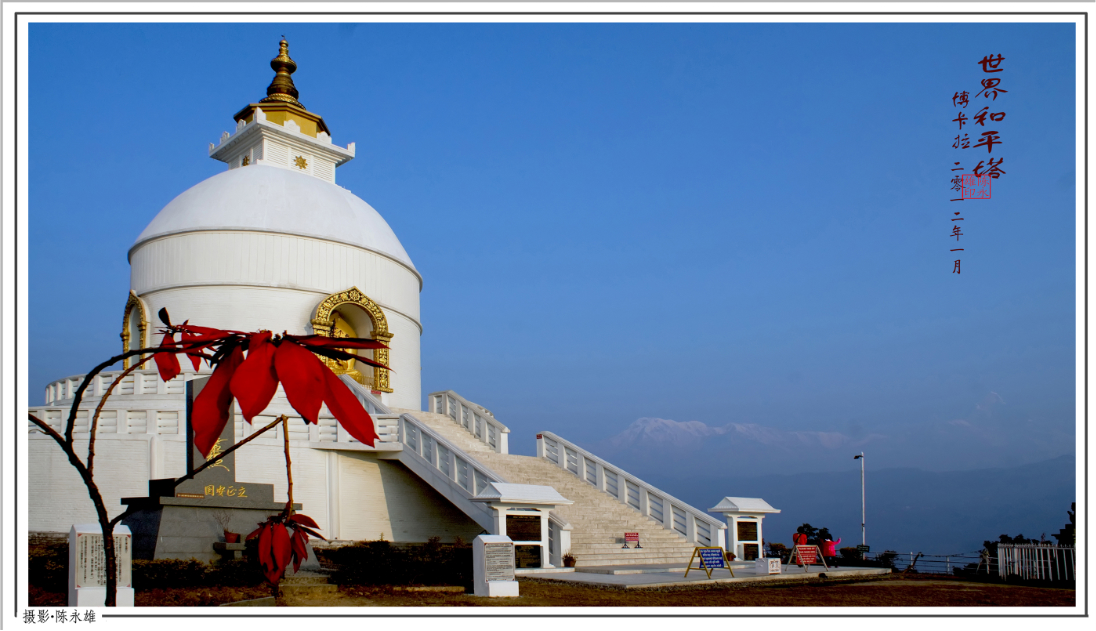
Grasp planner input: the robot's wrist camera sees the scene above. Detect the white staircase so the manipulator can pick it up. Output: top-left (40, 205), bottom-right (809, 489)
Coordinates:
top-left (399, 395), bottom-right (725, 568)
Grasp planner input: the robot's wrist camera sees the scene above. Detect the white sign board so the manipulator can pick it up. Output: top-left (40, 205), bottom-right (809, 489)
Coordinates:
top-left (473, 535), bottom-right (518, 597)
top-left (68, 524), bottom-right (135, 607)
top-left (755, 557), bottom-right (782, 575)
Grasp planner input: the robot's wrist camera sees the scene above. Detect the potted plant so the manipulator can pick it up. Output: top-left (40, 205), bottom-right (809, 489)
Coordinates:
top-left (562, 554), bottom-right (577, 568)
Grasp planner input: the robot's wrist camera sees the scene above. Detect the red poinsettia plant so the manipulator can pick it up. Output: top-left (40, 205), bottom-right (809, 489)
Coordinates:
top-left (153, 308), bottom-right (387, 454)
top-left (152, 308), bottom-right (388, 585)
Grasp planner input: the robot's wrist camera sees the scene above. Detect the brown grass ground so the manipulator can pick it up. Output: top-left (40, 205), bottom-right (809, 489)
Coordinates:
top-left (281, 575), bottom-right (1075, 608)
top-left (31, 574), bottom-right (1075, 608)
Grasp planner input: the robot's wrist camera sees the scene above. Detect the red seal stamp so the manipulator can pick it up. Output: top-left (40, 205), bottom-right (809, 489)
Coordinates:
top-left (961, 174), bottom-right (991, 199)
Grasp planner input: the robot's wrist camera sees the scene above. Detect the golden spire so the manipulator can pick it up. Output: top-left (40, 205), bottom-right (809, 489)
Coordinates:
top-left (261, 38), bottom-right (303, 108)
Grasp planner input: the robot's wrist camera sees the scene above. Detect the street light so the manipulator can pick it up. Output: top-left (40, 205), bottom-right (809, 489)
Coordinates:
top-left (853, 452), bottom-right (865, 550)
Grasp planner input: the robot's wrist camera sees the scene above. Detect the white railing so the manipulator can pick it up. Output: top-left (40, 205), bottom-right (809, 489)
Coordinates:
top-left (537, 431), bottom-right (726, 548)
top-left (428, 390), bottom-right (509, 454)
top-left (397, 413), bottom-right (506, 497)
top-left (33, 374), bottom-right (399, 446)
top-left (44, 369), bottom-right (188, 405)
top-left (28, 406), bottom-right (185, 436)
top-left (998, 544), bottom-right (1075, 581)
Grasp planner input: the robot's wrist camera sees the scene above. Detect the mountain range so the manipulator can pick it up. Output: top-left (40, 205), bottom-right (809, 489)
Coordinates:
top-left (587, 418), bottom-right (1077, 554)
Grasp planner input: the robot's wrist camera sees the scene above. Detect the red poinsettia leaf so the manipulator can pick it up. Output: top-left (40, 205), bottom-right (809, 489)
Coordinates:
top-left (153, 333), bottom-right (182, 382)
top-left (290, 528), bottom-right (308, 573)
top-left (179, 330), bottom-right (205, 371)
top-left (229, 332), bottom-right (279, 422)
top-left (274, 341), bottom-right (326, 425)
top-left (322, 368), bottom-right (378, 447)
top-left (258, 523), bottom-right (272, 571)
top-left (295, 525), bottom-right (326, 541)
top-left (271, 523), bottom-right (292, 580)
top-left (288, 513), bottom-right (320, 529)
top-left (158, 308), bottom-right (173, 327)
top-left (192, 343), bottom-right (244, 455)
top-left (176, 324), bottom-right (233, 337)
top-left (306, 346), bottom-right (391, 370)
top-left (286, 335), bottom-right (389, 351)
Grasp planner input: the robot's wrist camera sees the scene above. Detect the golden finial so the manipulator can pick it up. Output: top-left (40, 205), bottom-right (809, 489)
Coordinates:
top-left (261, 38), bottom-right (304, 108)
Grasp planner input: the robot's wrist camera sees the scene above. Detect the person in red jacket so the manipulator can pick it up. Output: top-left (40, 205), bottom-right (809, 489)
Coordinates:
top-left (822, 538), bottom-right (842, 567)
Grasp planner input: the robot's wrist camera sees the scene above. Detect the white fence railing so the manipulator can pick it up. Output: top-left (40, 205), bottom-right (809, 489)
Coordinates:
top-left (537, 431), bottom-right (726, 548)
top-left (428, 390), bottom-right (509, 454)
top-left (998, 544), bottom-right (1075, 581)
top-left (44, 369), bottom-right (188, 405)
top-left (33, 374), bottom-right (399, 447)
top-left (398, 413), bottom-right (506, 497)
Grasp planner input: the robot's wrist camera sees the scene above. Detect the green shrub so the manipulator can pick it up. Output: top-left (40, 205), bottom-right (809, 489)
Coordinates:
top-left (839, 547), bottom-right (861, 560)
top-left (132, 559), bottom-right (208, 589)
top-left (28, 543), bottom-right (67, 594)
top-left (319, 538), bottom-right (473, 587)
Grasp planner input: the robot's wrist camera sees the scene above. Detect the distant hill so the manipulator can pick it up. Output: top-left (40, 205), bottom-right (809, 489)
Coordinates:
top-left (650, 454), bottom-right (1077, 555)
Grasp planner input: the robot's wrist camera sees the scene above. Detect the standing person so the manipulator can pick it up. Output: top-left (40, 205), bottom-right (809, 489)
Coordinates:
top-left (822, 537), bottom-right (842, 567)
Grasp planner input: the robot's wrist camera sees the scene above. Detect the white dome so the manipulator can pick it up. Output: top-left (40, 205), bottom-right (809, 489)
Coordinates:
top-left (130, 165), bottom-right (415, 271)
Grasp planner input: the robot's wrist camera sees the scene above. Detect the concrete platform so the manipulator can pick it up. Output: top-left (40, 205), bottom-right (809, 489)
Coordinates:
top-left (528, 564), bottom-right (891, 589)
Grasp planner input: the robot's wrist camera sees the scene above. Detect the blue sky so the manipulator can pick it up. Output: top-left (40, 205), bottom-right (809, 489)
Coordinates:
top-left (27, 21), bottom-right (1078, 477)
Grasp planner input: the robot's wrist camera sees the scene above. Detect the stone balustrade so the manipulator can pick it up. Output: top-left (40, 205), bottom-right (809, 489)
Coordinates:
top-left (537, 431), bottom-right (726, 548)
top-left (428, 390), bottom-right (510, 454)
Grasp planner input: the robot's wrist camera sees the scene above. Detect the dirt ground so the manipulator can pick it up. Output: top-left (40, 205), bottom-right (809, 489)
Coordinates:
top-left (279, 575), bottom-right (1075, 608)
top-left (31, 574), bottom-right (1075, 608)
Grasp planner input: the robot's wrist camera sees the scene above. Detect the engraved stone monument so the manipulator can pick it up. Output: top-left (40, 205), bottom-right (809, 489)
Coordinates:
top-left (68, 524), bottom-right (134, 606)
top-left (473, 534), bottom-right (518, 597)
top-left (121, 377), bottom-right (307, 564)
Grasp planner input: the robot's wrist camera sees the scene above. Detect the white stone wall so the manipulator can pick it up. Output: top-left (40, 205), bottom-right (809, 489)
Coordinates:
top-left (130, 231), bottom-right (422, 410)
top-left (28, 438), bottom-right (155, 534)
top-left (28, 434), bottom-right (481, 543)
top-left (335, 452), bottom-right (484, 543)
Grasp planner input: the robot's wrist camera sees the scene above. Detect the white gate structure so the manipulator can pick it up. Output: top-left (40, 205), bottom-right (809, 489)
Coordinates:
top-left (997, 544), bottom-right (1075, 581)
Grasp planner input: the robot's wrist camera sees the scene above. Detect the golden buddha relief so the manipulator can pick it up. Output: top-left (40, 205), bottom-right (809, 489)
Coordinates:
top-left (329, 310), bottom-right (372, 387)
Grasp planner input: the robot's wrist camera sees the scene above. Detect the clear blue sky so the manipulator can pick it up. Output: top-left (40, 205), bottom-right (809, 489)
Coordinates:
top-left (27, 21), bottom-right (1077, 475)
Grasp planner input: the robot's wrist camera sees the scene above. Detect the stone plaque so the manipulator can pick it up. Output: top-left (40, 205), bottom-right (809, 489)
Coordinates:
top-left (484, 542), bottom-right (515, 582)
top-left (742, 543), bottom-right (760, 561)
top-left (505, 515), bottom-right (541, 542)
top-left (737, 521), bottom-right (758, 542)
top-left (73, 533), bottom-right (132, 588)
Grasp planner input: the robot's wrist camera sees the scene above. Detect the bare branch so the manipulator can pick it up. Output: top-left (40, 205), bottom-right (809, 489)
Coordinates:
top-left (88, 356), bottom-right (153, 476)
top-left (172, 415), bottom-right (287, 488)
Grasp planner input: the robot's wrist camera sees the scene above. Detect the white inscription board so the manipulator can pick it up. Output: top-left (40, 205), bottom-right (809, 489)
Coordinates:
top-left (74, 533), bottom-right (132, 588)
top-left (484, 542), bottom-right (515, 582)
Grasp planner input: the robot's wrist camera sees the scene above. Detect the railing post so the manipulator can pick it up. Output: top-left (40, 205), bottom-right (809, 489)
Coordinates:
top-left (537, 434), bottom-right (546, 459)
top-left (497, 429), bottom-right (508, 454)
top-left (686, 513), bottom-right (697, 544)
top-left (595, 462), bottom-right (605, 491)
top-left (639, 487), bottom-right (649, 517)
top-left (663, 502), bottom-right (675, 530)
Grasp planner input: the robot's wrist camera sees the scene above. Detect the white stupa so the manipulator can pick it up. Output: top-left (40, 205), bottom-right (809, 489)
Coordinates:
top-left (29, 42), bottom-right (739, 570)
top-left (123, 39), bottom-right (420, 408)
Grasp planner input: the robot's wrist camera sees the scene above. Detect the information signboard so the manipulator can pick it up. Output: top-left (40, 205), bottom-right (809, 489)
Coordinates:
top-left (685, 547), bottom-right (734, 579)
top-left (484, 542), bottom-right (515, 582)
top-left (789, 545), bottom-right (829, 570)
top-left (622, 532), bottom-right (641, 548)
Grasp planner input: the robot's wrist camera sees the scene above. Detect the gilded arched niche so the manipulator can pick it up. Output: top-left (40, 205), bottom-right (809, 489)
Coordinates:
top-left (311, 287), bottom-right (394, 393)
top-left (120, 291), bottom-right (149, 369)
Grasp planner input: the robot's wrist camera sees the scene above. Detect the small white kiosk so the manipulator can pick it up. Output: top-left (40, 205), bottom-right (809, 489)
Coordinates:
top-left (709, 497), bottom-right (780, 562)
top-left (472, 482), bottom-right (572, 569)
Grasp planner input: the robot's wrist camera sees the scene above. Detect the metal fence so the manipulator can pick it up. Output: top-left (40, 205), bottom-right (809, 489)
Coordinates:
top-left (997, 544), bottom-right (1075, 582)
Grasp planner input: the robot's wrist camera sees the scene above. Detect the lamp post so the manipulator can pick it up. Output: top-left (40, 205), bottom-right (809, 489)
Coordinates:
top-left (853, 452), bottom-right (865, 554)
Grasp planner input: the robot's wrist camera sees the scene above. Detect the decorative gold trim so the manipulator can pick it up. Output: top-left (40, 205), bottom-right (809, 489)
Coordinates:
top-left (120, 291), bottom-right (149, 369)
top-left (311, 287), bottom-right (394, 393)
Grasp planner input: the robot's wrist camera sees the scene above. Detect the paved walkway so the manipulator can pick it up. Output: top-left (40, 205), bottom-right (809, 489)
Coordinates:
top-left (521, 563), bottom-right (891, 589)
